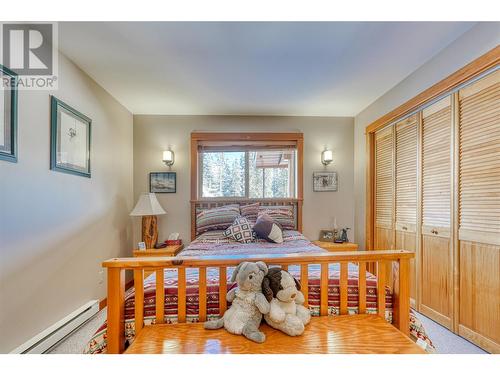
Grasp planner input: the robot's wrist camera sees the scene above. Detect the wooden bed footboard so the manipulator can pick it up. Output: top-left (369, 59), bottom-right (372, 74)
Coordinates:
top-left (102, 250), bottom-right (414, 354)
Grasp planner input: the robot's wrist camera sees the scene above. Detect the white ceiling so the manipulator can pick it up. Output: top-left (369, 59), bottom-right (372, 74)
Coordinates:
top-left (59, 22), bottom-right (475, 116)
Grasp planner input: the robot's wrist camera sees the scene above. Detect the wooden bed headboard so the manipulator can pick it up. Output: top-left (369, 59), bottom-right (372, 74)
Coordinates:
top-left (191, 198), bottom-right (302, 240)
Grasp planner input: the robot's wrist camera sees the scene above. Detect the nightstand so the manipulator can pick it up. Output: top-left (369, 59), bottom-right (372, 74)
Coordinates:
top-left (313, 241), bottom-right (358, 252)
top-left (133, 244), bottom-right (184, 278)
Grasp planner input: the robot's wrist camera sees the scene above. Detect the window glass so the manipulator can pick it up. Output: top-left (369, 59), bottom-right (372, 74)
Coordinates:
top-left (201, 151), bottom-right (245, 197)
top-left (200, 149), bottom-right (295, 198)
top-left (249, 151), bottom-right (291, 198)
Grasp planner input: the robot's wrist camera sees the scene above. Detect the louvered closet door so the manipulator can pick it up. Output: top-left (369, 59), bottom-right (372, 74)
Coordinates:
top-left (375, 126), bottom-right (394, 251)
top-left (394, 115), bottom-right (418, 304)
top-left (458, 70), bottom-right (500, 353)
top-left (421, 96), bottom-right (453, 329)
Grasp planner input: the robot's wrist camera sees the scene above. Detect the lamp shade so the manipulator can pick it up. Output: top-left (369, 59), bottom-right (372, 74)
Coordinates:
top-left (130, 193), bottom-right (166, 216)
top-left (321, 149), bottom-right (333, 165)
top-left (162, 150), bottom-right (175, 166)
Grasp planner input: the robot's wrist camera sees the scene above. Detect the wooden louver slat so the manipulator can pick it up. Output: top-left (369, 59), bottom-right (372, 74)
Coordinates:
top-left (459, 71), bottom-right (500, 237)
top-left (395, 115), bottom-right (417, 226)
top-left (422, 96), bottom-right (452, 228)
top-left (375, 126), bottom-right (394, 227)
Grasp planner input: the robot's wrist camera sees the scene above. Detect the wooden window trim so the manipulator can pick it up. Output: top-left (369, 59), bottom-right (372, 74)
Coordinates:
top-left (190, 132), bottom-right (304, 239)
top-left (191, 132), bottom-right (303, 201)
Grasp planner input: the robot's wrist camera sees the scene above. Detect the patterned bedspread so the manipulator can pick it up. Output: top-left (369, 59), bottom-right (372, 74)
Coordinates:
top-left (84, 231), bottom-right (434, 353)
top-left (181, 230), bottom-right (321, 256)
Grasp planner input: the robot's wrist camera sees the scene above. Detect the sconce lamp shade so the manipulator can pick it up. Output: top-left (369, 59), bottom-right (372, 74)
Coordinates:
top-left (130, 193), bottom-right (166, 216)
top-left (321, 149), bottom-right (333, 165)
top-left (162, 150), bottom-right (175, 166)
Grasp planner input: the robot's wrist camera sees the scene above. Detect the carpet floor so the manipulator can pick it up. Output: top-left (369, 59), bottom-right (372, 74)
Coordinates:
top-left (48, 308), bottom-right (107, 354)
top-left (414, 312), bottom-right (486, 354)
top-left (47, 309), bottom-right (488, 354)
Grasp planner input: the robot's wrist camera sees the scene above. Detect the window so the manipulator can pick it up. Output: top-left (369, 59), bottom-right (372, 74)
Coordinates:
top-left (200, 149), bottom-right (296, 198)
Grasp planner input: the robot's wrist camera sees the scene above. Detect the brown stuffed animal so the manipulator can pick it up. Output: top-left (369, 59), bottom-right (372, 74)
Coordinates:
top-left (262, 268), bottom-right (311, 336)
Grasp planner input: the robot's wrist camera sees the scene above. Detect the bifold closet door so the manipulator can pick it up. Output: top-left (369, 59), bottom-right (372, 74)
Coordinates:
top-left (374, 126), bottom-right (394, 251)
top-left (421, 96), bottom-right (453, 329)
top-left (394, 115), bottom-right (418, 304)
top-left (458, 70), bottom-right (500, 353)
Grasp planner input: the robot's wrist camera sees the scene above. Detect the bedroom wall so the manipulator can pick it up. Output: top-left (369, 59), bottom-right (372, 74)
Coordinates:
top-left (0, 53), bottom-right (134, 352)
top-left (353, 22), bottom-right (500, 249)
top-left (133, 115), bottom-right (355, 244)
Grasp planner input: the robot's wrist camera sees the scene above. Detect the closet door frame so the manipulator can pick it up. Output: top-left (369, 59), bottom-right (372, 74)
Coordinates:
top-left (366, 46), bottom-right (498, 244)
top-left (365, 47), bottom-right (499, 341)
top-left (366, 47), bottom-right (499, 252)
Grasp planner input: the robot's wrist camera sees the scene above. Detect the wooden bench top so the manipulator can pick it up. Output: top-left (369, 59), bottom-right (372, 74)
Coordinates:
top-left (125, 314), bottom-right (425, 354)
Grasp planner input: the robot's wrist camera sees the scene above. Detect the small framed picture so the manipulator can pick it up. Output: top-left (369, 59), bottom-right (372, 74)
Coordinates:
top-left (313, 171), bottom-right (338, 192)
top-left (0, 65), bottom-right (18, 163)
top-left (150, 172), bottom-right (176, 193)
top-left (50, 96), bottom-right (92, 177)
top-left (319, 230), bottom-right (335, 242)
top-left (138, 242), bottom-right (146, 251)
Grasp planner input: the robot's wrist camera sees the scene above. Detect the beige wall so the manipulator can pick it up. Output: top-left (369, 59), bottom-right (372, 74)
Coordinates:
top-left (0, 53), bottom-right (134, 352)
top-left (133, 115), bottom-right (355, 244)
top-left (353, 22), bottom-right (500, 249)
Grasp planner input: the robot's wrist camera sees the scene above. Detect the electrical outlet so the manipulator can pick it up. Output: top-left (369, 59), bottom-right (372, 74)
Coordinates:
top-left (98, 269), bottom-right (104, 285)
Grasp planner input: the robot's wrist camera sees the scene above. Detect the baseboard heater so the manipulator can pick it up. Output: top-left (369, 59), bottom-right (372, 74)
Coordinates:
top-left (11, 300), bottom-right (99, 354)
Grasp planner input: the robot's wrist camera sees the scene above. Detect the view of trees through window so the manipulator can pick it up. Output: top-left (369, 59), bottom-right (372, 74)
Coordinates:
top-left (201, 149), bottom-right (295, 198)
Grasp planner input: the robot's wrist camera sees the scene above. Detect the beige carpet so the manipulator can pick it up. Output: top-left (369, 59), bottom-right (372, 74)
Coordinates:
top-left (414, 312), bottom-right (487, 354)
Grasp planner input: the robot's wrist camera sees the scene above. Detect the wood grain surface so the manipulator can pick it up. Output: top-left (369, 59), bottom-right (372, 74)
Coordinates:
top-left (125, 315), bottom-right (424, 354)
top-left (103, 250), bottom-right (413, 268)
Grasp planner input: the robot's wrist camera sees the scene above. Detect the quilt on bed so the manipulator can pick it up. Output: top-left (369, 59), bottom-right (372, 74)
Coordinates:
top-left (84, 231), bottom-right (434, 353)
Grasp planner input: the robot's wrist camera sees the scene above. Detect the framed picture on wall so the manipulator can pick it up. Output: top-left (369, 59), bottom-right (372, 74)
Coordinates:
top-left (0, 65), bottom-right (18, 163)
top-left (50, 96), bottom-right (92, 177)
top-left (313, 171), bottom-right (338, 192)
top-left (150, 172), bottom-right (176, 193)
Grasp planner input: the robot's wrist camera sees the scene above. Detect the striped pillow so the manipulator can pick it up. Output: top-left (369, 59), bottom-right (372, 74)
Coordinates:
top-left (240, 202), bottom-right (259, 223)
top-left (258, 206), bottom-right (295, 230)
top-left (196, 204), bottom-right (240, 235)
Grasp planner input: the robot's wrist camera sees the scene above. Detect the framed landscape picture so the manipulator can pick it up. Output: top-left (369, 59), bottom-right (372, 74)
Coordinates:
top-left (0, 65), bottom-right (18, 163)
top-left (313, 171), bottom-right (338, 192)
top-left (50, 96), bottom-right (92, 177)
top-left (150, 172), bottom-right (176, 193)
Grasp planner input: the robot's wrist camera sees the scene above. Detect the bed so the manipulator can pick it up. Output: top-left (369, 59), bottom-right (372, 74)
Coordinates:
top-left (85, 229), bottom-right (434, 354)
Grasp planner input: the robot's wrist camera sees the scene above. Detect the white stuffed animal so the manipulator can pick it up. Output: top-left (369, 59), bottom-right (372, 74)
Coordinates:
top-left (204, 261), bottom-right (270, 343)
top-left (262, 268), bottom-right (311, 336)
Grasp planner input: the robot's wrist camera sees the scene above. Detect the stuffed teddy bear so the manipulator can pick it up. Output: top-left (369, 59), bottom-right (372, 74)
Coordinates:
top-left (262, 268), bottom-right (311, 336)
top-left (204, 261), bottom-right (271, 343)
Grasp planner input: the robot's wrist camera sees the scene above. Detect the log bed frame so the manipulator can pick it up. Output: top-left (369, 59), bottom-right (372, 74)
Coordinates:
top-left (103, 249), bottom-right (413, 354)
top-left (101, 133), bottom-right (415, 354)
top-left (103, 132), bottom-right (414, 353)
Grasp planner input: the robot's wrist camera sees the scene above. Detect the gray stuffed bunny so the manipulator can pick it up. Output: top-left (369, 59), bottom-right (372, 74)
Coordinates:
top-left (204, 261), bottom-right (270, 343)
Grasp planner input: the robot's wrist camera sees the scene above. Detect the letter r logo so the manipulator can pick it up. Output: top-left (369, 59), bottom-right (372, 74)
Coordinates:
top-left (2, 24), bottom-right (53, 76)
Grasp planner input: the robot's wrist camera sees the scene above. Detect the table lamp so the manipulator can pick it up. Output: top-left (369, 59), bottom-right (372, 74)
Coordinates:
top-left (130, 193), bottom-right (166, 249)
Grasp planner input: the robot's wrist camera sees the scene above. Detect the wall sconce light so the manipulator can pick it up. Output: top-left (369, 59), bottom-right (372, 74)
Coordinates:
top-left (162, 150), bottom-right (175, 167)
top-left (321, 149), bottom-right (333, 165)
